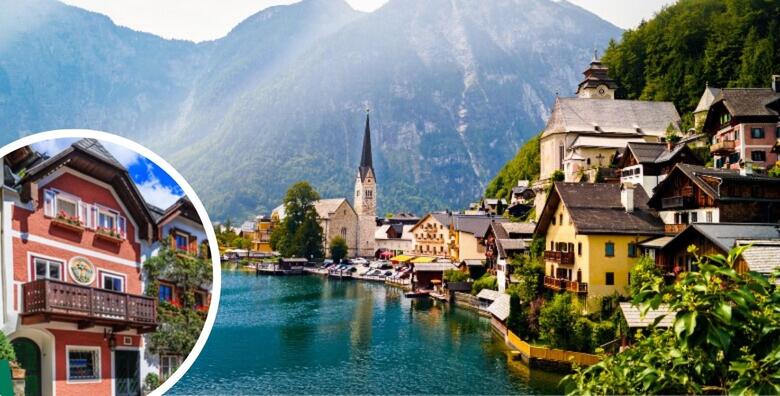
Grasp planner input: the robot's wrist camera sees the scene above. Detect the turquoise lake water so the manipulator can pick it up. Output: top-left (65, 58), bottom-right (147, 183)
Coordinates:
top-left (170, 270), bottom-right (562, 394)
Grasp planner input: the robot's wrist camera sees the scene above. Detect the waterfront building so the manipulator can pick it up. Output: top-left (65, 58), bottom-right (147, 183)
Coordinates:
top-left (0, 140), bottom-right (158, 395)
top-left (374, 223), bottom-right (413, 256)
top-left (483, 222), bottom-right (534, 292)
top-left (704, 76), bottom-right (780, 172)
top-left (449, 214), bottom-right (506, 262)
top-left (411, 262), bottom-right (457, 290)
top-left (254, 215), bottom-right (274, 253)
top-left (646, 163), bottom-right (780, 234)
top-left (533, 58), bottom-right (681, 217)
top-left (410, 212), bottom-right (452, 258)
top-left (613, 141), bottom-right (702, 195)
top-left (534, 182), bottom-right (665, 310)
top-left (315, 199), bottom-right (359, 258)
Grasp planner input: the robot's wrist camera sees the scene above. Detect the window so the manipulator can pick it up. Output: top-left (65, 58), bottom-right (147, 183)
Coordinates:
top-left (550, 241), bottom-right (554, 250)
top-left (175, 233), bottom-right (189, 251)
top-left (98, 210), bottom-right (116, 230)
top-left (559, 214), bottom-right (563, 225)
top-left (101, 272), bottom-right (124, 292)
top-left (57, 197), bottom-right (78, 218)
top-left (160, 355), bottom-right (182, 379)
top-left (690, 212), bottom-right (698, 223)
top-left (605, 272), bottom-right (615, 286)
top-left (628, 243), bottom-right (637, 258)
top-left (577, 242), bottom-right (582, 256)
top-left (340, 227), bottom-right (347, 238)
top-left (365, 190), bottom-right (373, 199)
top-left (706, 211), bottom-right (713, 223)
top-left (67, 347), bottom-right (100, 381)
top-left (751, 127), bottom-right (765, 139)
top-left (751, 151), bottom-right (766, 162)
top-left (159, 284), bottom-right (174, 303)
top-left (605, 242), bottom-right (615, 257)
top-left (194, 291), bottom-right (206, 309)
top-left (33, 257), bottom-right (63, 280)
top-left (628, 273), bottom-right (631, 285)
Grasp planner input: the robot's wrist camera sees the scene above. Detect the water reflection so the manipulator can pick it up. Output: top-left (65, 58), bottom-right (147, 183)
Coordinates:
top-left (172, 271), bottom-right (562, 394)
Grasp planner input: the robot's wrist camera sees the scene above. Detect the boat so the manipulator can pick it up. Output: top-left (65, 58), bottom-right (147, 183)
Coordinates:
top-left (404, 290), bottom-right (430, 298)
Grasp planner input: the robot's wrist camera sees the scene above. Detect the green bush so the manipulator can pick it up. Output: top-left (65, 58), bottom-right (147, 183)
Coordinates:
top-left (551, 169), bottom-right (565, 182)
top-left (571, 318), bottom-right (594, 353)
top-left (329, 236), bottom-right (348, 263)
top-left (592, 320), bottom-right (616, 350)
top-left (144, 373), bottom-right (161, 391)
top-left (443, 269), bottom-right (469, 283)
top-left (471, 274), bottom-right (497, 295)
top-left (0, 332), bottom-right (16, 362)
top-left (539, 293), bottom-right (581, 350)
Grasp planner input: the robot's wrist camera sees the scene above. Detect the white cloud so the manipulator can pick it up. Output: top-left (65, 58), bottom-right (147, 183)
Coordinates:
top-left (102, 141), bottom-right (142, 168)
top-left (136, 176), bottom-right (182, 209)
top-left (31, 138), bottom-right (77, 157)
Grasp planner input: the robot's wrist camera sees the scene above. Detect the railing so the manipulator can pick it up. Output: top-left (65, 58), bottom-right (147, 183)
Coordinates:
top-left (22, 279), bottom-right (156, 326)
top-left (710, 140), bottom-right (736, 154)
top-left (543, 276), bottom-right (588, 294)
top-left (543, 250), bottom-right (575, 265)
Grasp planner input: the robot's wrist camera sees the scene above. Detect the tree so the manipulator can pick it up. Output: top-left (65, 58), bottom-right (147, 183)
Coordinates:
top-left (274, 182), bottom-right (324, 258)
top-left (0, 332), bottom-right (16, 362)
top-left (551, 169), bottom-right (565, 182)
top-left (539, 293), bottom-right (582, 350)
top-left (232, 237), bottom-right (251, 250)
top-left (471, 274), bottom-right (497, 295)
top-left (329, 236), bottom-right (348, 262)
top-left (564, 245), bottom-right (780, 395)
top-left (143, 237), bottom-right (212, 359)
top-left (443, 269), bottom-right (469, 283)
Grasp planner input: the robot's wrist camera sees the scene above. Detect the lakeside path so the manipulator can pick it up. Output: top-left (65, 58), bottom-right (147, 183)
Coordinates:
top-left (170, 270), bottom-right (563, 394)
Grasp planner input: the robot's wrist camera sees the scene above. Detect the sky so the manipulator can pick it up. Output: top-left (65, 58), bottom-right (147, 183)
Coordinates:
top-left (32, 139), bottom-right (185, 209)
top-left (59, 0), bottom-right (677, 42)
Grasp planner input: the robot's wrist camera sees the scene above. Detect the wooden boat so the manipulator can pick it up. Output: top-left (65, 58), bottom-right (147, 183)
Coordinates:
top-left (404, 290), bottom-right (429, 298)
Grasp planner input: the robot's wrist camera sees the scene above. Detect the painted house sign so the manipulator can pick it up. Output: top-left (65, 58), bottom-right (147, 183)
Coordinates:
top-left (69, 256), bottom-right (96, 285)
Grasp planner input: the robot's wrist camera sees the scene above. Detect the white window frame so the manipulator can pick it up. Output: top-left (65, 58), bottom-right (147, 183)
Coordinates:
top-left (55, 194), bottom-right (79, 219)
top-left (174, 231), bottom-right (190, 252)
top-left (30, 254), bottom-right (65, 282)
top-left (66, 345), bottom-right (102, 383)
top-left (99, 269), bottom-right (126, 292)
top-left (160, 354), bottom-right (182, 379)
top-left (97, 208), bottom-right (117, 230)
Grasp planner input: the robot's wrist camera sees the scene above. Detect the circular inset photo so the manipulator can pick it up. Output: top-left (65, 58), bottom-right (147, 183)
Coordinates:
top-left (0, 130), bottom-right (220, 395)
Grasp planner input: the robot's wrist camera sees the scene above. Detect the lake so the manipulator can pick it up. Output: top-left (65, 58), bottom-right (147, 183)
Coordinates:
top-left (170, 270), bottom-right (562, 394)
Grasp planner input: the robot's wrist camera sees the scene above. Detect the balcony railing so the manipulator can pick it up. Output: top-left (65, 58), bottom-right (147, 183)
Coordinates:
top-left (543, 250), bottom-right (575, 265)
top-left (21, 279), bottom-right (157, 332)
top-left (543, 276), bottom-right (588, 294)
top-left (710, 140), bottom-right (736, 155)
top-left (664, 223), bottom-right (688, 234)
top-left (661, 196), bottom-right (694, 209)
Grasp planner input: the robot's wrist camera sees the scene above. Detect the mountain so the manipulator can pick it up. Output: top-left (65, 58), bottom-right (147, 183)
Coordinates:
top-left (0, 0), bottom-right (621, 221)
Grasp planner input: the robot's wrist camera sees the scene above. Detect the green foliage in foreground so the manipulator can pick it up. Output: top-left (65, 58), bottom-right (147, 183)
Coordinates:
top-left (0, 332), bottom-right (16, 362)
top-left (143, 238), bottom-right (212, 358)
top-left (564, 245), bottom-right (780, 395)
top-left (602, 0), bottom-right (780, 115)
top-left (471, 274), bottom-right (497, 296)
top-left (484, 134), bottom-right (540, 201)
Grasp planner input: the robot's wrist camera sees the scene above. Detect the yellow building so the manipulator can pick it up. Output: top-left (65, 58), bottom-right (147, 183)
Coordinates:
top-left (255, 215), bottom-right (274, 253)
top-left (534, 182), bottom-right (664, 311)
top-left (410, 212), bottom-right (452, 258)
top-left (448, 214), bottom-right (504, 262)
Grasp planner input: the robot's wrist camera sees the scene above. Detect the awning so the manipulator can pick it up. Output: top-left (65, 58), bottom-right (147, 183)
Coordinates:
top-left (413, 263), bottom-right (456, 272)
top-left (639, 236), bottom-right (674, 249)
top-left (390, 255), bottom-right (413, 263)
top-left (411, 256), bottom-right (436, 263)
top-left (461, 259), bottom-right (484, 267)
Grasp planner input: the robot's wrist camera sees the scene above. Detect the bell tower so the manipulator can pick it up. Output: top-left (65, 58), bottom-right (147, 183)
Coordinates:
top-left (576, 51), bottom-right (618, 99)
top-left (354, 110), bottom-right (377, 257)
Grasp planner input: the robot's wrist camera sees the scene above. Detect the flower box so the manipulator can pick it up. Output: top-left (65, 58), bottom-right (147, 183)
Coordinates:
top-left (95, 230), bottom-right (124, 244)
top-left (51, 217), bottom-right (85, 234)
top-left (10, 362), bottom-right (25, 380)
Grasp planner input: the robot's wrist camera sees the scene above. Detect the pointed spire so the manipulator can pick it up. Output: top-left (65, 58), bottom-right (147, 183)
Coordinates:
top-left (360, 108), bottom-right (373, 170)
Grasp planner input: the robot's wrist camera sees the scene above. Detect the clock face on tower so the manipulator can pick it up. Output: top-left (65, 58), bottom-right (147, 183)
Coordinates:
top-left (597, 85), bottom-right (607, 97)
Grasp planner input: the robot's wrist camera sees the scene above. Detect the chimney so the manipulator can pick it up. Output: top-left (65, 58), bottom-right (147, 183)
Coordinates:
top-left (621, 183), bottom-right (635, 213)
top-left (773, 75), bottom-right (780, 93)
top-left (666, 141), bottom-right (673, 152)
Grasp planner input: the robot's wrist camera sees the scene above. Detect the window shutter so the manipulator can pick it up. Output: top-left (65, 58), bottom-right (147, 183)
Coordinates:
top-left (43, 190), bottom-right (56, 217)
top-left (90, 205), bottom-right (99, 230)
top-left (78, 202), bottom-right (90, 227)
top-left (118, 216), bottom-right (127, 238)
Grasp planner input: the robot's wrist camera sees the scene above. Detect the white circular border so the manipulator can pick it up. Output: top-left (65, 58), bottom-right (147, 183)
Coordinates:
top-left (0, 129), bottom-right (221, 395)
top-left (68, 256), bottom-right (96, 285)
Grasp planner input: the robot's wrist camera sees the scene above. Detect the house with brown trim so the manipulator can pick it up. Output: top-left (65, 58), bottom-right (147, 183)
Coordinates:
top-left (613, 141), bottom-right (702, 195)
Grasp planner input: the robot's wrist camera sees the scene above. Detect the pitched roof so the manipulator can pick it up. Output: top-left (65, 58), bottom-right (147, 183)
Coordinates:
top-left (737, 240), bottom-right (780, 276)
top-left (694, 86), bottom-right (721, 114)
top-left (501, 222), bottom-right (536, 235)
top-left (314, 198), bottom-right (353, 219)
top-left (542, 97), bottom-right (681, 138)
top-left (476, 289), bottom-right (500, 301)
top-left (241, 220), bottom-right (257, 232)
top-left (713, 88), bottom-right (780, 117)
top-left (672, 223), bottom-right (780, 252)
top-left (497, 239), bottom-right (527, 257)
top-left (487, 293), bottom-right (511, 321)
top-left (452, 214), bottom-right (507, 236)
top-left (358, 112), bottom-right (373, 182)
top-left (536, 182), bottom-right (665, 236)
top-left (619, 302), bottom-right (674, 328)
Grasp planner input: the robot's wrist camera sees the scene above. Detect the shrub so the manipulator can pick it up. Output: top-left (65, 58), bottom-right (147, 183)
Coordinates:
top-left (510, 259), bottom-right (544, 303)
top-left (592, 320), bottom-right (616, 350)
top-left (443, 269), bottom-right (469, 283)
top-left (471, 274), bottom-right (497, 295)
top-left (539, 293), bottom-right (580, 349)
top-left (571, 317), bottom-right (594, 353)
top-left (144, 373), bottom-right (161, 391)
top-left (551, 169), bottom-right (565, 182)
top-left (329, 236), bottom-right (348, 263)
top-left (0, 332), bottom-right (15, 362)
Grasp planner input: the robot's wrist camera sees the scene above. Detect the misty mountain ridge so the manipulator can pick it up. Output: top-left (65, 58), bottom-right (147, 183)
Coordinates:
top-left (0, 0), bottom-right (621, 221)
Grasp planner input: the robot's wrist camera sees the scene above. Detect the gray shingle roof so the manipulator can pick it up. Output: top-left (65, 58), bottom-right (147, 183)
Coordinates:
top-left (72, 138), bottom-right (125, 169)
top-left (542, 97), bottom-right (681, 138)
top-left (738, 240), bottom-right (780, 276)
top-left (501, 222), bottom-right (536, 235)
top-left (714, 88), bottom-right (780, 117)
top-left (694, 86), bottom-right (721, 114)
top-left (487, 293), bottom-right (511, 321)
top-left (619, 302), bottom-right (674, 328)
top-left (476, 289), bottom-right (500, 301)
top-left (685, 223), bottom-right (780, 252)
top-left (452, 214), bottom-right (507, 236)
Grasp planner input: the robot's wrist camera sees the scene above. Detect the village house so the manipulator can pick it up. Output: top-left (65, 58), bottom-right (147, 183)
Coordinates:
top-left (533, 57), bottom-right (682, 217)
top-left (613, 141), bottom-right (702, 195)
top-left (704, 76), bottom-right (780, 172)
top-left (449, 214), bottom-right (506, 263)
top-left (534, 182), bottom-right (665, 311)
top-left (506, 180), bottom-right (535, 219)
top-left (646, 163), bottom-right (780, 234)
top-left (254, 215), bottom-right (274, 253)
top-left (410, 212), bottom-right (452, 258)
top-left (374, 223), bottom-right (414, 257)
top-left (646, 223), bottom-right (780, 280)
top-left (146, 197), bottom-right (211, 379)
top-left (0, 140), bottom-right (160, 395)
top-left (483, 221), bottom-right (535, 292)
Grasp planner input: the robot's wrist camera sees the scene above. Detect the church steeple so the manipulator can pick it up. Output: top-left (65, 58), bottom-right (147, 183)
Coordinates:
top-left (358, 110), bottom-right (373, 181)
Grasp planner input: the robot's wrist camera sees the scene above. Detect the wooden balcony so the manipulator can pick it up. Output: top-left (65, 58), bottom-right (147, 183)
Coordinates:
top-left (710, 140), bottom-right (736, 155)
top-left (664, 223), bottom-right (688, 234)
top-left (543, 276), bottom-right (588, 294)
top-left (21, 279), bottom-right (157, 333)
top-left (543, 250), bottom-right (575, 265)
